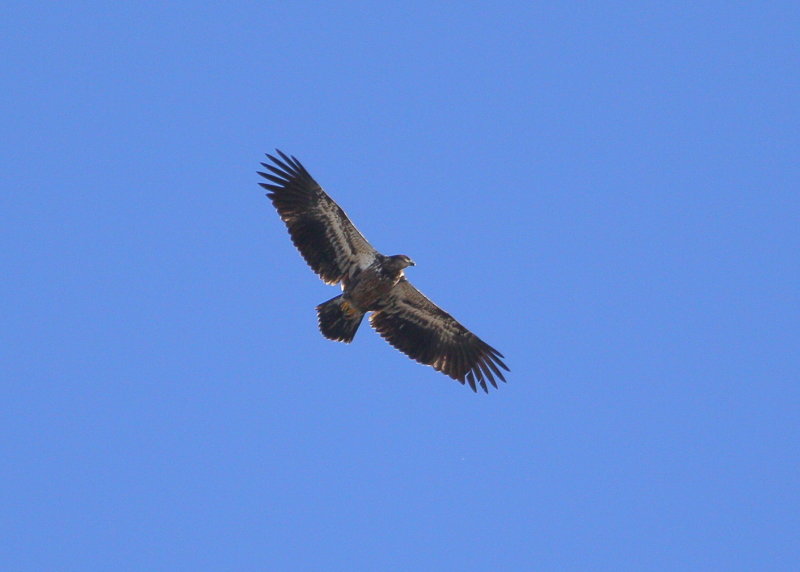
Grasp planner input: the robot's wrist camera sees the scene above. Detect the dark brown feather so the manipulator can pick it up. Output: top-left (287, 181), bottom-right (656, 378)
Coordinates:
top-left (258, 150), bottom-right (377, 285)
top-left (369, 279), bottom-right (508, 393)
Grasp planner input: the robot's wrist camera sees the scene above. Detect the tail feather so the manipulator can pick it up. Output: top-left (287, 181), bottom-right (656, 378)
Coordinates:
top-left (316, 296), bottom-right (364, 343)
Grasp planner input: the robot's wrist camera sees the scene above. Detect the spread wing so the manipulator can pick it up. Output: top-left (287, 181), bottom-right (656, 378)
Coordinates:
top-left (258, 150), bottom-right (378, 285)
top-left (370, 279), bottom-right (509, 392)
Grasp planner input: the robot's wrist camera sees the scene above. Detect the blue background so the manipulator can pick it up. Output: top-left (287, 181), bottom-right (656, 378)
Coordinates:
top-left (3, 2), bottom-right (798, 570)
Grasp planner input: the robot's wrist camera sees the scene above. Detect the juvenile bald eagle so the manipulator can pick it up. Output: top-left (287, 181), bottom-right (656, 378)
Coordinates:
top-left (258, 150), bottom-right (509, 392)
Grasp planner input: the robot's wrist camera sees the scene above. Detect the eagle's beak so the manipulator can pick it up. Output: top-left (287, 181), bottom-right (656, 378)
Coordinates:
top-left (409, 259), bottom-right (416, 266)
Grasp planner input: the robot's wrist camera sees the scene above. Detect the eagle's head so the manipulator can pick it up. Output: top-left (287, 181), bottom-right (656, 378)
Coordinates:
top-left (387, 254), bottom-right (416, 272)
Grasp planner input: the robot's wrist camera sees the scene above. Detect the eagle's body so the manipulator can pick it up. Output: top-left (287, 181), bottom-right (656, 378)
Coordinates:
top-left (345, 255), bottom-right (410, 312)
top-left (258, 150), bottom-right (508, 392)
top-left (317, 254), bottom-right (413, 344)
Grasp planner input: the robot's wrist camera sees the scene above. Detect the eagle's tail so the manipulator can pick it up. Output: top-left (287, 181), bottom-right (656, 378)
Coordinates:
top-left (316, 295), bottom-right (364, 343)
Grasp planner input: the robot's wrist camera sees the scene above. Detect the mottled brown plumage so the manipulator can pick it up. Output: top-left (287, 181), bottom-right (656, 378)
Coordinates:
top-left (258, 150), bottom-right (508, 392)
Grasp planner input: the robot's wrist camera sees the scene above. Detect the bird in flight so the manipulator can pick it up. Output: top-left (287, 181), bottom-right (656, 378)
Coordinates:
top-left (258, 150), bottom-right (508, 392)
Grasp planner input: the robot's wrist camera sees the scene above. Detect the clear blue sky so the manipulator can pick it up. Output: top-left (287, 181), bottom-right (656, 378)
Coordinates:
top-left (2, 2), bottom-right (798, 570)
